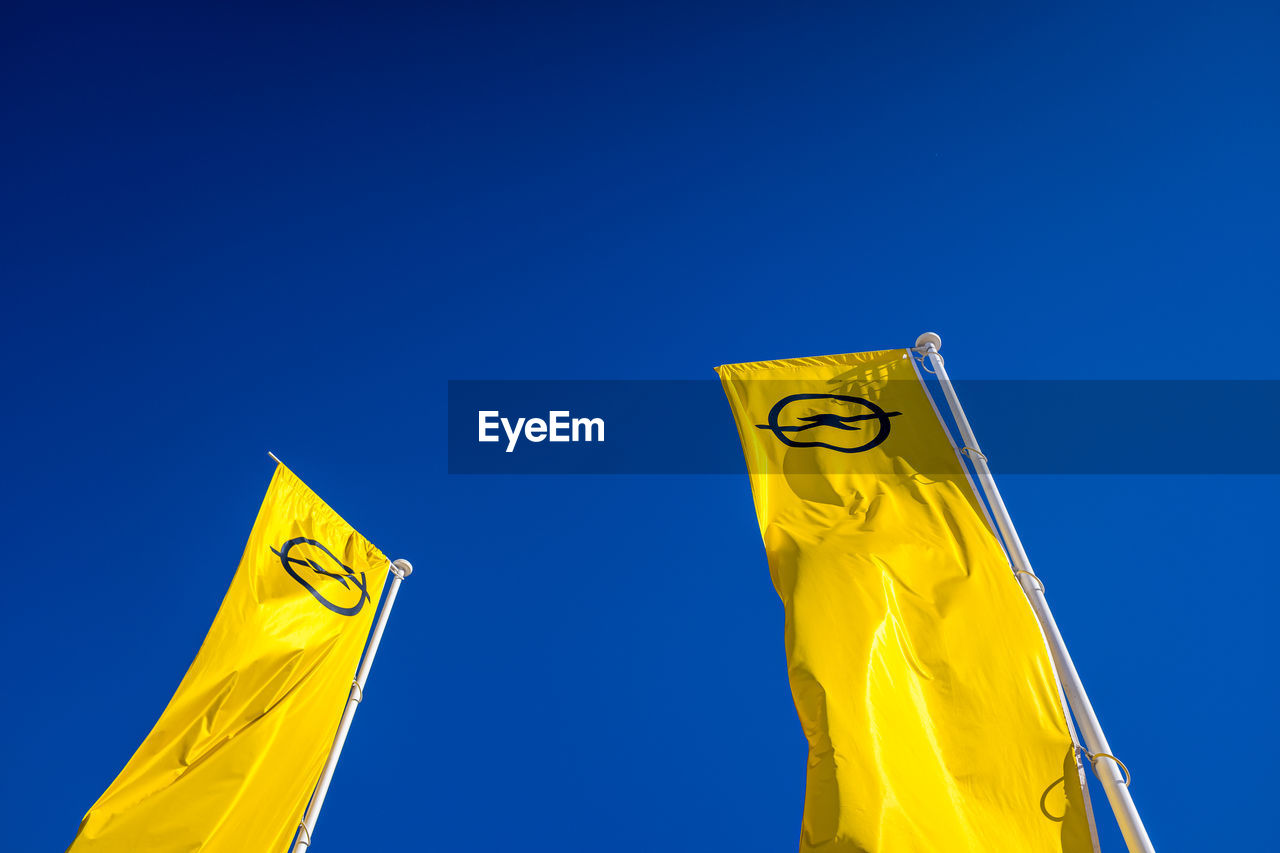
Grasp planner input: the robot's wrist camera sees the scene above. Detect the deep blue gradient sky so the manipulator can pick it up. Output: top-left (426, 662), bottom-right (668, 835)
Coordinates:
top-left (3, 3), bottom-right (1276, 851)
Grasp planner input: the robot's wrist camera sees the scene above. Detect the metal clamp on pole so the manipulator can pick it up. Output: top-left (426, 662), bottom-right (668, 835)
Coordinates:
top-left (912, 332), bottom-right (1156, 853)
top-left (291, 558), bottom-right (413, 852)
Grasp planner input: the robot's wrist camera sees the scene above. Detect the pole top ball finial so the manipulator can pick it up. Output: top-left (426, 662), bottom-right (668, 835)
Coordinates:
top-left (391, 559), bottom-right (413, 579)
top-left (915, 332), bottom-right (942, 352)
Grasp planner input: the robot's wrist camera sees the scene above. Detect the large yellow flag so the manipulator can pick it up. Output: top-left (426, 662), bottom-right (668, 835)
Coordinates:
top-left (717, 348), bottom-right (1098, 853)
top-left (67, 463), bottom-right (389, 852)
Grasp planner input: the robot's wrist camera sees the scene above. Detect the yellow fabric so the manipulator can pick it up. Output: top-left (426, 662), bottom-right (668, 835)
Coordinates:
top-left (67, 464), bottom-right (388, 853)
top-left (717, 349), bottom-right (1096, 853)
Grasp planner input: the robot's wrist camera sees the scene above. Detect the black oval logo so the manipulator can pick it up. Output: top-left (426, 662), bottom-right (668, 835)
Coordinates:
top-left (272, 537), bottom-right (370, 616)
top-left (755, 393), bottom-right (902, 453)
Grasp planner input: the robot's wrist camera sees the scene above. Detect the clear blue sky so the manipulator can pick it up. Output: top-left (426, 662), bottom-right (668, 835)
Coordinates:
top-left (3, 2), bottom-right (1276, 850)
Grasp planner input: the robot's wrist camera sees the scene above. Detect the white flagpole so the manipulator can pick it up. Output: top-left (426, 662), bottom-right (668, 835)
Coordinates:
top-left (292, 558), bottom-right (413, 852)
top-left (913, 332), bottom-right (1156, 853)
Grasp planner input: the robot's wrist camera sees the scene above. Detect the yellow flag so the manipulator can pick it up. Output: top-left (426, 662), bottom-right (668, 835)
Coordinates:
top-left (717, 349), bottom-right (1098, 853)
top-left (67, 463), bottom-right (389, 852)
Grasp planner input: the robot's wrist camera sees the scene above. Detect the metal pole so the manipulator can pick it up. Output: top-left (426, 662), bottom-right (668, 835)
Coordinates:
top-left (913, 332), bottom-right (1156, 853)
top-left (292, 558), bottom-right (413, 852)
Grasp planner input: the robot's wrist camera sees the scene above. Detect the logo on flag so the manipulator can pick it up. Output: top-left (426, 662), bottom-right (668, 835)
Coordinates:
top-left (273, 538), bottom-right (371, 616)
top-left (755, 393), bottom-right (902, 453)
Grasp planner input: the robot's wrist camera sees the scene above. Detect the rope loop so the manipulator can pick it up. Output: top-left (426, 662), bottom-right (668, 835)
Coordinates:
top-left (1086, 751), bottom-right (1132, 787)
top-left (913, 350), bottom-right (944, 374)
top-left (350, 680), bottom-right (364, 704)
top-left (959, 446), bottom-right (988, 463)
top-left (296, 823), bottom-right (313, 848)
top-left (1013, 569), bottom-right (1045, 593)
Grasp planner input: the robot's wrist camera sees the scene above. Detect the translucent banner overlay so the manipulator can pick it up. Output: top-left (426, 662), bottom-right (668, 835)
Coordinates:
top-left (448, 380), bottom-right (1280, 474)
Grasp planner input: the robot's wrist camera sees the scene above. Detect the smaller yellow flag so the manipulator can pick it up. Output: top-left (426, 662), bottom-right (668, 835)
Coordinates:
top-left (67, 463), bottom-right (389, 853)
